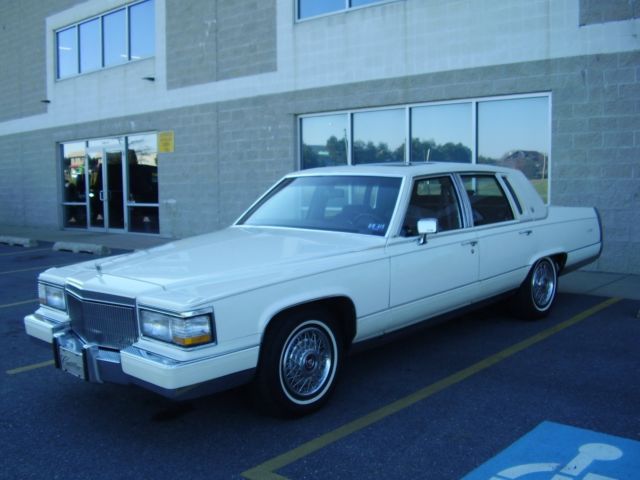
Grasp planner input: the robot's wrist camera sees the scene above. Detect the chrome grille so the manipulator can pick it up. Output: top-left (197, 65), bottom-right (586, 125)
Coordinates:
top-left (67, 292), bottom-right (138, 350)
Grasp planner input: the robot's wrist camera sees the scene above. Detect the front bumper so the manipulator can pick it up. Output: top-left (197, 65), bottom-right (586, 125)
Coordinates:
top-left (25, 313), bottom-right (258, 400)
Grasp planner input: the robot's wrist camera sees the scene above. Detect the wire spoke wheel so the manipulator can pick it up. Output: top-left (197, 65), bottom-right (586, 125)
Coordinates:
top-left (280, 322), bottom-right (335, 401)
top-left (255, 310), bottom-right (343, 417)
top-left (531, 258), bottom-right (556, 310)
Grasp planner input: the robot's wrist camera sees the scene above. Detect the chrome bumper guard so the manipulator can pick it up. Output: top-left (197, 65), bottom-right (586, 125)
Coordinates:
top-left (53, 332), bottom-right (125, 385)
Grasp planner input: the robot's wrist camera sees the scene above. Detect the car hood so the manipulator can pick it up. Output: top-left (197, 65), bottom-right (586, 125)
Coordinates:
top-left (45, 227), bottom-right (384, 306)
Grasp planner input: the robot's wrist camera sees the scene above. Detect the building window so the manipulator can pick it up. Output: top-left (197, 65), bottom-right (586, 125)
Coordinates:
top-left (56, 27), bottom-right (78, 78)
top-left (353, 109), bottom-right (405, 164)
top-left (103, 8), bottom-right (128, 67)
top-left (79, 18), bottom-right (101, 72)
top-left (301, 114), bottom-right (348, 168)
top-left (299, 94), bottom-right (551, 202)
top-left (55, 0), bottom-right (155, 79)
top-left (60, 133), bottom-right (159, 234)
top-left (411, 103), bottom-right (473, 163)
top-left (298, 0), bottom-right (392, 20)
top-left (477, 97), bottom-right (550, 201)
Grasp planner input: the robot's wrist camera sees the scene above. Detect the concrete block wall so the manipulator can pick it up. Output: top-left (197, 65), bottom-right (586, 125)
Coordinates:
top-left (0, 0), bottom-right (81, 122)
top-left (217, 95), bottom-right (296, 226)
top-left (166, 0), bottom-right (277, 89)
top-left (551, 52), bottom-right (640, 273)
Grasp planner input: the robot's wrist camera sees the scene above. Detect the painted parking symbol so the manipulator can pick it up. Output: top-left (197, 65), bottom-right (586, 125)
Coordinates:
top-left (463, 422), bottom-right (640, 480)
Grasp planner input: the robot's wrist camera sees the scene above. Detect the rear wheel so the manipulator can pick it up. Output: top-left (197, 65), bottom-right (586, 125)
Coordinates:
top-left (254, 309), bottom-right (342, 417)
top-left (512, 257), bottom-right (558, 320)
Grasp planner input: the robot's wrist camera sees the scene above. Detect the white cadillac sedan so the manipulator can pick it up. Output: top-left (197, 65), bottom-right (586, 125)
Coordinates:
top-left (25, 163), bottom-right (602, 416)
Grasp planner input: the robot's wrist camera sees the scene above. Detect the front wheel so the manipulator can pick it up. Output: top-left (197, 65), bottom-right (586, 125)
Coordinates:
top-left (512, 257), bottom-right (558, 320)
top-left (253, 309), bottom-right (342, 417)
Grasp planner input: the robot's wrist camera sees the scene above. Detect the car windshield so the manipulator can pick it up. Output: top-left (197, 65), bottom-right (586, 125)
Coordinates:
top-left (238, 175), bottom-right (402, 236)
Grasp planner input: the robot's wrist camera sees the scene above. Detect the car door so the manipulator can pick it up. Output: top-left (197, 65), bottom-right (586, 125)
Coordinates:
top-left (460, 173), bottom-right (538, 300)
top-left (385, 175), bottom-right (480, 332)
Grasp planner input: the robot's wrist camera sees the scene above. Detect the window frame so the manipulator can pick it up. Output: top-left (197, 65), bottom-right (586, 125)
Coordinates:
top-left (55, 0), bottom-right (154, 80)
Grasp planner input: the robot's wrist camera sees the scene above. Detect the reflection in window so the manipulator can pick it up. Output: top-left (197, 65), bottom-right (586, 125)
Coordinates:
top-left (299, 94), bottom-right (550, 202)
top-left (478, 97), bottom-right (549, 201)
top-left (60, 133), bottom-right (159, 233)
top-left (57, 27), bottom-right (78, 78)
top-left (56, 0), bottom-right (155, 79)
top-left (129, 206), bottom-right (159, 233)
top-left (127, 134), bottom-right (158, 204)
top-left (299, 0), bottom-right (343, 19)
top-left (301, 115), bottom-right (348, 169)
top-left (130, 0), bottom-right (155, 59)
top-left (103, 9), bottom-right (127, 66)
top-left (411, 103), bottom-right (472, 163)
top-left (298, 0), bottom-right (390, 19)
top-left (62, 142), bottom-right (87, 228)
top-left (353, 109), bottom-right (405, 164)
top-left (351, 0), bottom-right (382, 7)
top-left (79, 18), bottom-right (101, 72)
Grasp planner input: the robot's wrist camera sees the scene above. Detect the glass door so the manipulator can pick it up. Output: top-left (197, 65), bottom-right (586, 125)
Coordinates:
top-left (105, 148), bottom-right (125, 230)
top-left (87, 141), bottom-right (126, 231)
top-left (62, 134), bottom-right (159, 234)
top-left (87, 147), bottom-right (104, 229)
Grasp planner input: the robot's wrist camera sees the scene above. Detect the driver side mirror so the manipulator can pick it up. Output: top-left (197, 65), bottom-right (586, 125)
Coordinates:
top-left (417, 218), bottom-right (438, 245)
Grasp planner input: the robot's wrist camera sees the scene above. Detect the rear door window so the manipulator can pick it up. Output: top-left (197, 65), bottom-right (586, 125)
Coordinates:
top-left (461, 175), bottom-right (515, 226)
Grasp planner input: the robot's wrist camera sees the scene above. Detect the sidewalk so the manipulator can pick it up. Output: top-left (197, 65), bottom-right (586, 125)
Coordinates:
top-left (1, 224), bottom-right (639, 301)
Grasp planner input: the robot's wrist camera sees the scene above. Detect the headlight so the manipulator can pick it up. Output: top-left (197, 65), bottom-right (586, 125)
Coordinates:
top-left (38, 283), bottom-right (67, 311)
top-left (139, 309), bottom-right (214, 347)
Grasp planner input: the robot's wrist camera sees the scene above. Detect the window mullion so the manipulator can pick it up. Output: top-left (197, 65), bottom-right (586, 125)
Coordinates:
top-left (347, 113), bottom-right (353, 166)
top-left (472, 100), bottom-right (478, 165)
top-left (405, 107), bottom-right (411, 164)
top-left (126, 6), bottom-right (131, 61)
top-left (75, 26), bottom-right (80, 75)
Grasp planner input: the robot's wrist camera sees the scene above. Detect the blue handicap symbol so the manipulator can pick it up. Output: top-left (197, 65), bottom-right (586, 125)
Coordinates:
top-left (462, 421), bottom-right (640, 480)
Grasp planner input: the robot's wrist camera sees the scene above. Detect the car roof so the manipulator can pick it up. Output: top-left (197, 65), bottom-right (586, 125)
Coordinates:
top-left (289, 162), bottom-right (517, 179)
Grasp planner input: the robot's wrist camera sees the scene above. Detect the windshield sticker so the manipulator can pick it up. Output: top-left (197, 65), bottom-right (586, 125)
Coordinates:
top-left (368, 223), bottom-right (386, 233)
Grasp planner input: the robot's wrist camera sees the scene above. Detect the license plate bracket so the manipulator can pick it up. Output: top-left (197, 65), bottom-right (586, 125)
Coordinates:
top-left (58, 345), bottom-right (86, 380)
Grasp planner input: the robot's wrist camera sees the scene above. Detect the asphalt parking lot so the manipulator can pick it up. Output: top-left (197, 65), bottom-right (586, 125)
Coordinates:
top-left (1, 243), bottom-right (639, 479)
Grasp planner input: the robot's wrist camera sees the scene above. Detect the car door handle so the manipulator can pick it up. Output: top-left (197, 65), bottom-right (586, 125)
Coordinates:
top-left (462, 240), bottom-right (478, 247)
top-left (519, 230), bottom-right (533, 236)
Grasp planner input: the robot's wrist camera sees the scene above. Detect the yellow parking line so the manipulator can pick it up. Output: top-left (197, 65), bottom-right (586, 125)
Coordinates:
top-left (242, 297), bottom-right (622, 480)
top-left (0, 299), bottom-right (38, 309)
top-left (0, 248), bottom-right (51, 257)
top-left (7, 360), bottom-right (55, 375)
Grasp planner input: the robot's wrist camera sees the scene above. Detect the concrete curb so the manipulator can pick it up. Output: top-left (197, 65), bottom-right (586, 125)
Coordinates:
top-left (53, 242), bottom-right (110, 255)
top-left (0, 236), bottom-right (38, 247)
